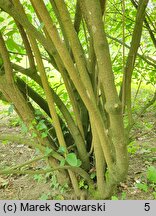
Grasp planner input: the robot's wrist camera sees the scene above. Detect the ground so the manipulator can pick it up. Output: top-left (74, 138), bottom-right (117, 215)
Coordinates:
top-left (0, 101), bottom-right (155, 200)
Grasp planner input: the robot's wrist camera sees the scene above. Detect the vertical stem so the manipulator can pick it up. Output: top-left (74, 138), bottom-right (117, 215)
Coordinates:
top-left (91, 118), bottom-right (106, 198)
top-left (123, 0), bottom-right (149, 124)
top-left (15, 21), bottom-right (36, 71)
top-left (29, 36), bottom-right (81, 196)
top-left (0, 34), bottom-right (14, 84)
top-left (121, 0), bottom-right (126, 114)
top-left (82, 0), bottom-right (128, 174)
top-left (29, 36), bottom-right (67, 149)
top-left (53, 0), bottom-right (95, 100)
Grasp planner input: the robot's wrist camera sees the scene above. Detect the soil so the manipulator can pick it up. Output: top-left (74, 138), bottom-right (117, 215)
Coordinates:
top-left (0, 102), bottom-right (156, 200)
top-left (0, 102), bottom-right (53, 200)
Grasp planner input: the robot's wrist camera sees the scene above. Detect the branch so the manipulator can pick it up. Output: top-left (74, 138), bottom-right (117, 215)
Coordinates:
top-left (106, 34), bottom-right (156, 68)
top-left (131, 0), bottom-right (156, 48)
top-left (15, 21), bottom-right (36, 70)
top-left (139, 91), bottom-right (156, 116)
top-left (53, 0), bottom-right (95, 100)
top-left (123, 0), bottom-right (149, 123)
top-left (2, 155), bottom-right (47, 171)
top-left (74, 1), bottom-right (82, 34)
top-left (0, 165), bottom-right (93, 185)
top-left (11, 64), bottom-right (89, 159)
top-left (0, 133), bottom-right (63, 161)
top-left (127, 91), bottom-right (156, 133)
top-left (0, 0), bottom-right (58, 70)
top-left (0, 33), bottom-right (14, 84)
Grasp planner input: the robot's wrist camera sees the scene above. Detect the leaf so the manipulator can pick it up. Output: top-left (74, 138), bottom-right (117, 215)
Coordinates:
top-left (45, 147), bottom-right (53, 156)
top-left (15, 56), bottom-right (22, 63)
top-left (66, 153), bottom-right (78, 167)
top-left (136, 183), bottom-right (148, 192)
top-left (33, 174), bottom-right (42, 182)
top-left (39, 193), bottom-right (50, 200)
top-left (105, 170), bottom-right (110, 182)
top-left (7, 38), bottom-right (21, 52)
top-left (6, 30), bottom-right (17, 37)
top-left (62, 92), bottom-right (68, 101)
top-left (152, 192), bottom-right (156, 199)
top-left (79, 179), bottom-right (85, 188)
top-left (76, 159), bottom-right (82, 167)
top-left (111, 196), bottom-right (118, 200)
top-left (2, 140), bottom-right (9, 145)
top-left (0, 17), bottom-right (4, 22)
top-left (36, 120), bottom-right (47, 131)
top-left (8, 20), bottom-right (15, 26)
top-left (54, 195), bottom-right (64, 200)
top-left (35, 109), bottom-right (42, 116)
top-left (58, 146), bottom-right (67, 154)
top-left (147, 166), bottom-right (156, 183)
top-left (8, 104), bottom-right (14, 115)
top-left (121, 192), bottom-right (127, 200)
top-left (21, 123), bottom-right (28, 133)
top-left (90, 172), bottom-right (96, 179)
top-left (32, 132), bottom-right (37, 138)
top-left (0, 177), bottom-right (9, 188)
top-left (151, 148), bottom-right (156, 152)
top-left (60, 159), bottom-right (65, 167)
top-left (41, 131), bottom-right (48, 138)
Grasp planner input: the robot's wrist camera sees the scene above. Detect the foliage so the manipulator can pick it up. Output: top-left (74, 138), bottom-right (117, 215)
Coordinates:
top-left (128, 141), bottom-right (140, 154)
top-left (134, 166), bottom-right (156, 199)
top-left (111, 192), bottom-right (127, 200)
top-left (38, 173), bottom-right (69, 200)
top-left (0, 0), bottom-right (155, 199)
top-left (147, 166), bottom-right (156, 184)
top-left (65, 153), bottom-right (82, 167)
top-left (136, 183), bottom-right (148, 192)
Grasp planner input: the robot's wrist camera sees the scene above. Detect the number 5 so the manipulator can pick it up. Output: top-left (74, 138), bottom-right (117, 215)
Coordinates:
top-left (144, 203), bottom-right (150, 211)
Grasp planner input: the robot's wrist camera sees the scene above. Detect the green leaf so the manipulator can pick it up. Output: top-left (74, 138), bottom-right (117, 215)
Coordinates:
top-left (90, 172), bottom-right (96, 179)
top-left (41, 131), bottom-right (48, 138)
top-left (121, 192), bottom-right (127, 200)
top-left (79, 179), bottom-right (85, 188)
top-left (147, 166), bottom-right (156, 183)
top-left (35, 109), bottom-right (42, 116)
top-left (0, 17), bottom-right (4, 22)
top-left (21, 123), bottom-right (28, 133)
top-left (45, 147), bottom-right (53, 156)
top-left (58, 146), bottom-right (67, 154)
top-left (136, 183), bottom-right (148, 192)
top-left (66, 153), bottom-right (78, 167)
top-left (7, 38), bottom-right (21, 52)
top-left (32, 132), bottom-right (37, 138)
top-left (8, 20), bottom-right (14, 26)
top-left (8, 104), bottom-right (14, 115)
top-left (105, 170), bottom-right (110, 182)
top-left (31, 119), bottom-right (37, 126)
top-left (60, 159), bottom-right (65, 167)
top-left (50, 175), bottom-right (59, 189)
top-left (39, 193), bottom-right (50, 200)
top-left (111, 196), bottom-right (118, 200)
top-left (6, 30), bottom-right (16, 37)
top-left (15, 56), bottom-right (22, 63)
top-left (76, 159), bottom-right (82, 167)
top-left (2, 140), bottom-right (9, 145)
top-left (36, 120), bottom-right (47, 131)
top-left (62, 92), bottom-right (68, 101)
top-left (152, 192), bottom-right (156, 199)
top-left (33, 174), bottom-right (42, 182)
